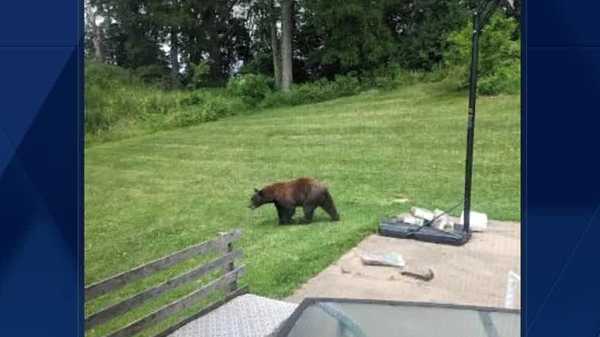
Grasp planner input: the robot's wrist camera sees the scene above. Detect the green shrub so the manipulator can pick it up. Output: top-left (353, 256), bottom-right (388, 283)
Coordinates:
top-left (167, 105), bottom-right (207, 128)
top-left (359, 67), bottom-right (395, 90)
top-left (133, 64), bottom-right (172, 88)
top-left (259, 74), bottom-right (364, 109)
top-left (419, 64), bottom-right (449, 83)
top-left (85, 62), bottom-right (248, 144)
top-left (389, 68), bottom-right (421, 87)
top-left (86, 59), bottom-right (466, 146)
top-left (85, 108), bottom-right (114, 134)
top-left (139, 93), bottom-right (179, 115)
top-left (179, 92), bottom-right (205, 107)
top-left (85, 62), bottom-right (137, 134)
top-left (227, 73), bottom-right (273, 105)
top-left (445, 13), bottom-right (520, 95)
top-left (331, 74), bottom-right (362, 95)
top-left (166, 94), bottom-right (243, 128)
top-left (188, 61), bottom-right (212, 89)
top-left (478, 62), bottom-right (520, 95)
top-left (85, 62), bottom-right (133, 89)
top-left (358, 65), bottom-right (446, 90)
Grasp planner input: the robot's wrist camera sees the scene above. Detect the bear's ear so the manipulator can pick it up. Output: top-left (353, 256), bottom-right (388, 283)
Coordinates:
top-left (254, 188), bottom-right (259, 193)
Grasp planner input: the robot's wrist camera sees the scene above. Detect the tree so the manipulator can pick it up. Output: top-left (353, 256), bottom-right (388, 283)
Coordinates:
top-left (169, 28), bottom-right (180, 84)
top-left (299, 0), bottom-right (398, 76)
top-left (97, 0), bottom-right (167, 70)
top-left (280, 0), bottom-right (293, 91)
top-left (387, 0), bottom-right (468, 70)
top-left (182, 0), bottom-right (251, 85)
top-left (269, 0), bottom-right (282, 88)
top-left (150, 0), bottom-right (187, 86)
top-left (244, 0), bottom-right (283, 87)
top-left (84, 0), bottom-right (484, 88)
top-left (88, 0), bottom-right (251, 86)
top-left (85, 0), bottom-right (105, 62)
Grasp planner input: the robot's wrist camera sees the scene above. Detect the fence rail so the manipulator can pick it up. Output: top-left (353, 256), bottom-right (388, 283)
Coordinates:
top-left (85, 229), bottom-right (244, 337)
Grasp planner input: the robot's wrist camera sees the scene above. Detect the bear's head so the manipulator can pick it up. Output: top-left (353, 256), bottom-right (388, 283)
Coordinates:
top-left (249, 188), bottom-right (267, 209)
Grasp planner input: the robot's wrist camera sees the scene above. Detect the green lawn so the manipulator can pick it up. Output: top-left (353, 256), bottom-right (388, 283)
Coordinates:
top-left (85, 81), bottom-right (520, 303)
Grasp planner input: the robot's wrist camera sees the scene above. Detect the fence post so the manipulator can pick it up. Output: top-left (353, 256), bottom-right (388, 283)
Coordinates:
top-left (219, 232), bottom-right (237, 294)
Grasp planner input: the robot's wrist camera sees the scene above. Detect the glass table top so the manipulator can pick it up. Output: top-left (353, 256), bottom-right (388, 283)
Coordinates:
top-left (275, 299), bottom-right (520, 337)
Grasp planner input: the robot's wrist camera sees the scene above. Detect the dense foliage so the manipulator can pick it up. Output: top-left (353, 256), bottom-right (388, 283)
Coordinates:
top-left (87, 0), bottom-right (518, 84)
top-left (227, 73), bottom-right (274, 105)
top-left (87, 0), bottom-right (251, 87)
top-left (445, 12), bottom-right (520, 95)
top-left (243, 0), bottom-right (470, 80)
top-left (85, 0), bottom-right (521, 143)
top-left (85, 62), bottom-right (245, 143)
top-left (85, 60), bottom-right (446, 144)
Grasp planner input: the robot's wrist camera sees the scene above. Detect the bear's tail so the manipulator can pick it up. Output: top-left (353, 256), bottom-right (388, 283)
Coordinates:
top-left (322, 189), bottom-right (340, 221)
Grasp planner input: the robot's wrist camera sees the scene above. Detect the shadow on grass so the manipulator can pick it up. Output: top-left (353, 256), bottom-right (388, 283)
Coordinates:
top-left (252, 215), bottom-right (336, 228)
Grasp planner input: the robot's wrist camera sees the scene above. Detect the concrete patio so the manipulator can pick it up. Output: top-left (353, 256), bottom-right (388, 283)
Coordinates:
top-left (287, 219), bottom-right (520, 309)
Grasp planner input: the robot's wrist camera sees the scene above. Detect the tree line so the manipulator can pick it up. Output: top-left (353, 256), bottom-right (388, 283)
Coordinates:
top-left (85, 0), bottom-right (519, 90)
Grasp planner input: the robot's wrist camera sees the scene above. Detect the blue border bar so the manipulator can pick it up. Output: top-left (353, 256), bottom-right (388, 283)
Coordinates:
top-left (525, 1), bottom-right (600, 336)
top-left (0, 2), bottom-right (83, 337)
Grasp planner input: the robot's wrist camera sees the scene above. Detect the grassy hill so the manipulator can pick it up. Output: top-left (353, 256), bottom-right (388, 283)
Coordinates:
top-left (85, 81), bottom-right (519, 333)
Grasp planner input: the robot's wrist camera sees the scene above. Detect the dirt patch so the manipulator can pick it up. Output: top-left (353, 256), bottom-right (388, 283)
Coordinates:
top-left (286, 219), bottom-right (520, 309)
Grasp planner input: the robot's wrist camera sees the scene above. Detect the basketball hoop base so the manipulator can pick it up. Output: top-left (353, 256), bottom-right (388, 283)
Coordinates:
top-left (379, 218), bottom-right (471, 246)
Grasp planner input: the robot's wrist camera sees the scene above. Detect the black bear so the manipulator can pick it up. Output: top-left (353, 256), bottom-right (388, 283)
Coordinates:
top-left (249, 177), bottom-right (340, 224)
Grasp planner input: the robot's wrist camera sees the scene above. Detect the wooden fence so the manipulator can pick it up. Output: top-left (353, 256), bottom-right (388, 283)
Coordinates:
top-left (85, 229), bottom-right (246, 337)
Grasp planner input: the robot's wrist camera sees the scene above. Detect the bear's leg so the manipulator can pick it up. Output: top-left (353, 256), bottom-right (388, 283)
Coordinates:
top-left (284, 207), bottom-right (296, 224)
top-left (320, 190), bottom-right (340, 221)
top-left (275, 204), bottom-right (287, 225)
top-left (276, 204), bottom-right (295, 224)
top-left (301, 204), bottom-right (316, 224)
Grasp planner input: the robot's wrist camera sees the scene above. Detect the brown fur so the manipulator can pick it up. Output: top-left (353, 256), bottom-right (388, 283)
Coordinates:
top-left (250, 177), bottom-right (340, 224)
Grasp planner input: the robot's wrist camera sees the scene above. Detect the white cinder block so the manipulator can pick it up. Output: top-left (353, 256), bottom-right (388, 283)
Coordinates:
top-left (459, 210), bottom-right (488, 231)
top-left (411, 207), bottom-right (434, 221)
top-left (432, 209), bottom-right (451, 230)
top-left (403, 215), bottom-right (425, 226)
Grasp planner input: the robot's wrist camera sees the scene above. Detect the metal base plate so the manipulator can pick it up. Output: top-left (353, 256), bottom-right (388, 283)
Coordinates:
top-left (378, 218), bottom-right (471, 246)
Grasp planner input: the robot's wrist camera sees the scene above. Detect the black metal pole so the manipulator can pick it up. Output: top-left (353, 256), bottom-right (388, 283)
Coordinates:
top-left (463, 9), bottom-right (481, 233)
